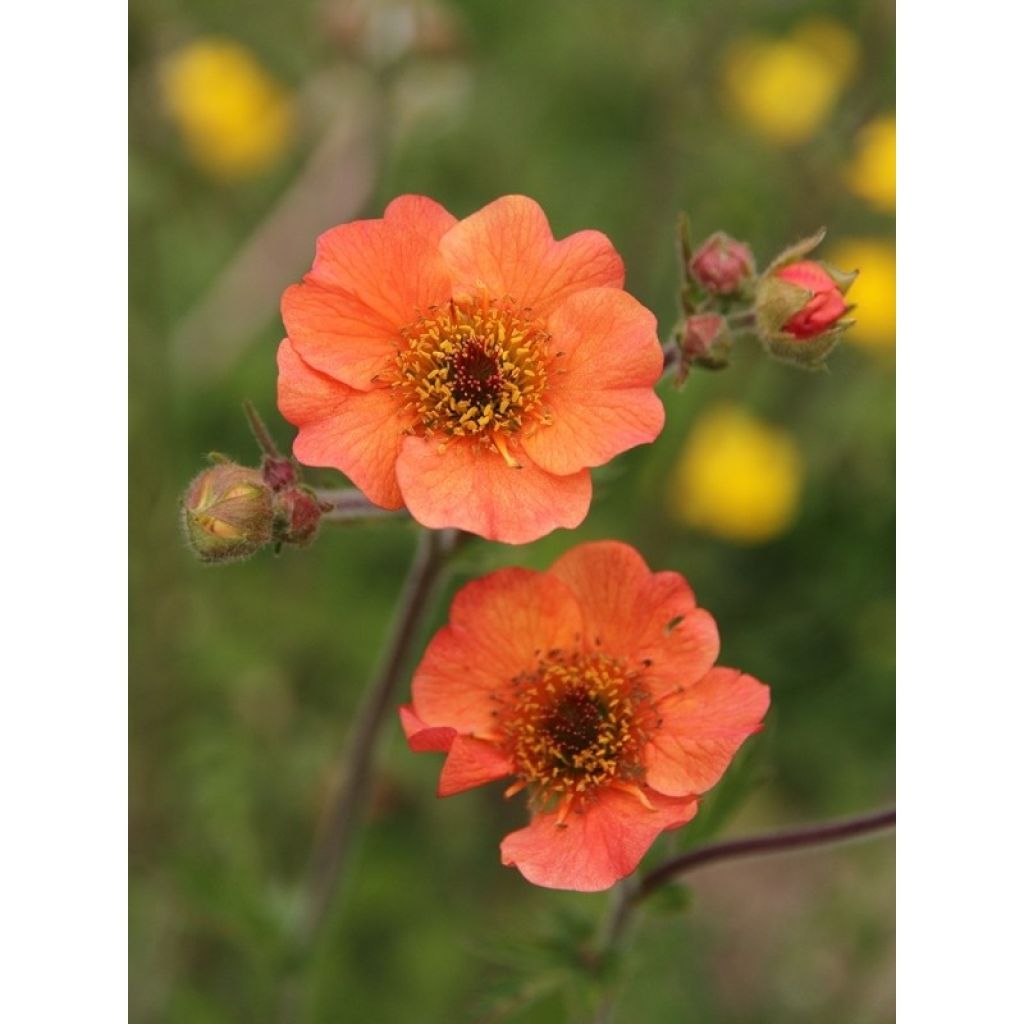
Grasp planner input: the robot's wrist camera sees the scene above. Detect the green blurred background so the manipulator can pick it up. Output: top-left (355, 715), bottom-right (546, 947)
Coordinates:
top-left (129, 0), bottom-right (895, 1019)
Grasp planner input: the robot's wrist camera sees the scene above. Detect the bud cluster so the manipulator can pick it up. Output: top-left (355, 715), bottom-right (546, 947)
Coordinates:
top-left (673, 218), bottom-right (858, 379)
top-left (181, 411), bottom-right (329, 564)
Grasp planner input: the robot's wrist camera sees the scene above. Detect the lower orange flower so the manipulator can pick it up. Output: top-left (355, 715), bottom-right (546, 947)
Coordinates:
top-left (401, 541), bottom-right (770, 891)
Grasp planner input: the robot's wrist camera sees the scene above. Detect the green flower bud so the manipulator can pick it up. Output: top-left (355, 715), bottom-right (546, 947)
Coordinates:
top-left (181, 459), bottom-right (274, 563)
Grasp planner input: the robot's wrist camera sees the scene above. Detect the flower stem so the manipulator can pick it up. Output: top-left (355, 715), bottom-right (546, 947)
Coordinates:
top-left (591, 806), bottom-right (895, 1023)
top-left (298, 527), bottom-right (456, 944)
top-left (315, 487), bottom-right (409, 524)
top-left (636, 806), bottom-right (895, 904)
top-left (242, 399), bottom-right (282, 457)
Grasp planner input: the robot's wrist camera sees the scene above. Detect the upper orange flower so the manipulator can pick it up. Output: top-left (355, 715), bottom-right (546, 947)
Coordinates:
top-left (277, 196), bottom-right (665, 543)
top-left (400, 541), bottom-right (770, 891)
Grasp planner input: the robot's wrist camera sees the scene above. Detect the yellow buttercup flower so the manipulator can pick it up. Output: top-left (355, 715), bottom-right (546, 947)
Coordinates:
top-left (827, 239), bottom-right (896, 349)
top-left (160, 39), bottom-right (294, 180)
top-left (720, 17), bottom-right (859, 145)
top-left (669, 404), bottom-right (803, 544)
top-left (846, 115), bottom-right (897, 211)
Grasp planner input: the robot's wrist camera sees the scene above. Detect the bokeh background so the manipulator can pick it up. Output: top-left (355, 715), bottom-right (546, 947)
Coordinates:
top-left (129, 0), bottom-right (895, 1020)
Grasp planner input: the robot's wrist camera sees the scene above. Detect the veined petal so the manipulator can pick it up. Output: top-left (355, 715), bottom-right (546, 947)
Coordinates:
top-left (438, 736), bottom-right (515, 797)
top-left (548, 542), bottom-right (720, 695)
top-left (644, 667), bottom-right (770, 797)
top-left (276, 339), bottom-right (411, 509)
top-left (399, 705), bottom-right (456, 753)
top-left (522, 288), bottom-right (665, 475)
top-left (438, 195), bottom-right (625, 319)
top-left (411, 568), bottom-right (584, 735)
top-left (500, 786), bottom-right (698, 892)
top-left (395, 437), bottom-right (592, 544)
top-left (287, 195), bottom-right (456, 388)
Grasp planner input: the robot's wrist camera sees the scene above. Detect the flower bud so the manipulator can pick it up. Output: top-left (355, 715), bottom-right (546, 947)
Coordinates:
top-left (261, 454), bottom-right (297, 491)
top-left (755, 229), bottom-right (857, 369)
top-left (684, 313), bottom-right (733, 366)
top-left (272, 486), bottom-right (327, 548)
top-left (181, 460), bottom-right (273, 563)
top-left (690, 232), bottom-right (755, 295)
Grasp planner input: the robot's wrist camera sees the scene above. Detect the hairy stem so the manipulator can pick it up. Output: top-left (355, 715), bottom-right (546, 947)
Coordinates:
top-left (242, 399), bottom-right (282, 457)
top-left (299, 527), bottom-right (456, 944)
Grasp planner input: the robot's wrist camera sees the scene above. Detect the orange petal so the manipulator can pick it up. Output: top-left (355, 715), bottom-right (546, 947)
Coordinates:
top-left (398, 705), bottom-right (456, 753)
top-left (438, 195), bottom-right (625, 319)
top-left (644, 667), bottom-right (770, 797)
top-left (276, 339), bottom-right (411, 509)
top-left (411, 567), bottom-right (584, 735)
top-left (548, 542), bottom-right (720, 694)
top-left (499, 786), bottom-right (698, 892)
top-left (281, 281), bottom-right (399, 391)
top-left (521, 288), bottom-right (665, 475)
top-left (438, 736), bottom-right (515, 797)
top-left (288, 195), bottom-right (456, 387)
top-left (395, 437), bottom-right (592, 544)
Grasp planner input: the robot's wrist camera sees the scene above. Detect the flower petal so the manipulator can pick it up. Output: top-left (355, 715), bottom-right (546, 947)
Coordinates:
top-left (438, 195), bottom-right (625, 319)
top-left (438, 736), bottom-right (515, 797)
top-left (521, 288), bottom-right (665, 475)
top-left (285, 195), bottom-right (456, 388)
top-left (548, 542), bottom-right (720, 695)
top-left (399, 705), bottom-right (456, 753)
top-left (411, 567), bottom-right (584, 735)
top-left (276, 339), bottom-right (411, 509)
top-left (644, 667), bottom-right (770, 797)
top-left (281, 281), bottom-right (400, 391)
top-left (395, 437), bottom-right (592, 544)
top-left (500, 787), bottom-right (698, 892)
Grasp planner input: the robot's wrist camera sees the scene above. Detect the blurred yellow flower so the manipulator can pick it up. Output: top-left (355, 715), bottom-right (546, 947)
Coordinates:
top-left (846, 115), bottom-right (896, 211)
top-left (160, 39), bottom-right (294, 180)
top-left (669, 404), bottom-right (803, 544)
top-left (827, 239), bottom-right (897, 349)
top-left (720, 18), bottom-right (859, 145)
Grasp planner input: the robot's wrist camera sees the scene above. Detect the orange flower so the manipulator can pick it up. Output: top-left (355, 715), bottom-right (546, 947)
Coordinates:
top-left (277, 196), bottom-right (664, 544)
top-left (401, 542), bottom-right (770, 891)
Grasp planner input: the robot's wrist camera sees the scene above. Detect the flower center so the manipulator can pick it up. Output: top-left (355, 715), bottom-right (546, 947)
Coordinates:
top-left (394, 298), bottom-right (550, 452)
top-left (499, 650), bottom-right (652, 806)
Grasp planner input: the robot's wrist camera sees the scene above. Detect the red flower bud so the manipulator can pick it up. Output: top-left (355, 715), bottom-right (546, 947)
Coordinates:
top-left (690, 232), bottom-right (755, 295)
top-left (181, 460), bottom-right (274, 563)
top-left (261, 454), bottom-right (298, 491)
top-left (682, 313), bottom-right (729, 361)
top-left (774, 261), bottom-right (849, 338)
top-left (754, 229), bottom-right (858, 369)
top-left (273, 486), bottom-right (326, 547)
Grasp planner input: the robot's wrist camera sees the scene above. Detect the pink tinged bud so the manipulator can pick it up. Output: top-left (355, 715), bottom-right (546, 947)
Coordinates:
top-left (754, 229), bottom-right (858, 370)
top-left (182, 461), bottom-right (274, 563)
top-left (690, 232), bottom-right (756, 295)
top-left (684, 311), bottom-right (733, 360)
top-left (261, 455), bottom-right (298, 491)
top-left (272, 486), bottom-right (326, 547)
top-left (774, 261), bottom-right (849, 338)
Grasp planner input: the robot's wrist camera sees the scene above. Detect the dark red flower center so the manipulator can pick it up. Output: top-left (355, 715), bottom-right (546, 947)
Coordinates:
top-left (498, 650), bottom-right (654, 805)
top-left (394, 298), bottom-right (551, 462)
top-left (449, 339), bottom-right (503, 406)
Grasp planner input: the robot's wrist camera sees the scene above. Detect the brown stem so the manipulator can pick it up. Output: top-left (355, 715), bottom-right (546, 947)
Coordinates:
top-left (299, 527), bottom-right (456, 944)
top-left (592, 806), bottom-right (895, 1023)
top-left (315, 487), bottom-right (409, 524)
top-left (636, 806), bottom-right (895, 903)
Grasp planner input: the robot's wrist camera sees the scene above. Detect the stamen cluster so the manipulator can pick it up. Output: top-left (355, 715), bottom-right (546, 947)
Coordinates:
top-left (394, 298), bottom-right (550, 448)
top-left (500, 650), bottom-right (652, 804)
